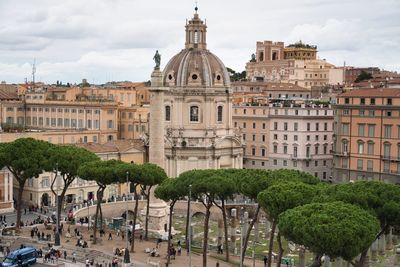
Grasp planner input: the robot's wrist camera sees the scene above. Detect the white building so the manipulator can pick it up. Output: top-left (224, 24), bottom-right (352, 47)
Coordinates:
top-left (149, 8), bottom-right (244, 177)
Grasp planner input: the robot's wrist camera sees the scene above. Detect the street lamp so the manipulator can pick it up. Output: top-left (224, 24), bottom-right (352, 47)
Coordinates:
top-left (188, 184), bottom-right (192, 267)
top-left (124, 171), bottom-right (130, 264)
top-left (54, 162), bottom-right (60, 246)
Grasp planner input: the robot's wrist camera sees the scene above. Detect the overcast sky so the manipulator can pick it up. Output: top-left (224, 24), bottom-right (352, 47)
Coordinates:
top-left (0, 0), bottom-right (399, 84)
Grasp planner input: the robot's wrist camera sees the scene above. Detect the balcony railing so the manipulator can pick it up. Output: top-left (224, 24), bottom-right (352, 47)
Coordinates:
top-left (381, 156), bottom-right (400, 162)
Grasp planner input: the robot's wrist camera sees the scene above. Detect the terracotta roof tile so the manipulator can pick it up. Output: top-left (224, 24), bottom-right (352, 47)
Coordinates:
top-left (339, 88), bottom-right (400, 97)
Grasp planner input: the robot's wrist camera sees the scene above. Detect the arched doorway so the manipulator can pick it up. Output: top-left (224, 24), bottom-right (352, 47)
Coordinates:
top-left (41, 193), bottom-right (49, 207)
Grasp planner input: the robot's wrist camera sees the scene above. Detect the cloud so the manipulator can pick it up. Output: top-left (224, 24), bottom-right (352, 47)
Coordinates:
top-left (0, 0), bottom-right (398, 83)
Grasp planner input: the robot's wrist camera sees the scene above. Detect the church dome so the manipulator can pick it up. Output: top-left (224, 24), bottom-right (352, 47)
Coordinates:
top-left (162, 10), bottom-right (230, 88)
top-left (163, 48), bottom-right (230, 87)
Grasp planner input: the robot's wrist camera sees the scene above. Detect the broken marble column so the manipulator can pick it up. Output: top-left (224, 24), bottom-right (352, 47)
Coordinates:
top-left (386, 227), bottom-right (393, 250)
top-left (324, 255), bottom-right (332, 267)
top-left (378, 234), bottom-right (386, 255)
top-left (334, 257), bottom-right (342, 267)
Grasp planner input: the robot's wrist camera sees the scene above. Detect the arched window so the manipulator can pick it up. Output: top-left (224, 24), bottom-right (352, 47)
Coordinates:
top-left (165, 106), bottom-right (171, 121)
top-left (190, 106), bottom-right (199, 122)
top-left (217, 106), bottom-right (223, 122)
top-left (194, 30), bottom-right (198, 44)
top-left (357, 140), bottom-right (364, 154)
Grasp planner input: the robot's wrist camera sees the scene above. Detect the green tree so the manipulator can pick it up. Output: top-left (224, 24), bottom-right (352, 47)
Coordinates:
top-left (318, 181), bottom-right (400, 266)
top-left (354, 70), bottom-right (373, 83)
top-left (257, 182), bottom-right (320, 267)
top-left (0, 138), bottom-right (52, 230)
top-left (139, 163), bottom-right (167, 240)
top-left (155, 178), bottom-right (186, 266)
top-left (190, 170), bottom-right (224, 267)
top-left (211, 169), bottom-right (237, 262)
top-left (46, 145), bottom-right (99, 234)
top-left (279, 202), bottom-right (380, 267)
top-left (114, 162), bottom-right (144, 253)
top-left (78, 160), bottom-right (121, 244)
top-left (239, 169), bottom-right (319, 264)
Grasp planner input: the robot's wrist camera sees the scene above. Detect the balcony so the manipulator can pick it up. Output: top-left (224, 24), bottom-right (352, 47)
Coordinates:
top-left (381, 156), bottom-right (400, 162)
top-left (331, 151), bottom-right (349, 157)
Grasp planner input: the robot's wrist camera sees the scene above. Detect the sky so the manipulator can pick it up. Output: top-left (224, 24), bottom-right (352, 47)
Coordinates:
top-left (0, 0), bottom-right (399, 84)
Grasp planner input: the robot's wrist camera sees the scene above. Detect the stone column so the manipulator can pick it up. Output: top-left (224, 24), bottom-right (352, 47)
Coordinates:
top-left (324, 255), bottom-right (331, 267)
top-left (386, 227), bottom-right (393, 250)
top-left (230, 209), bottom-right (237, 254)
top-left (298, 246), bottom-right (306, 267)
top-left (334, 257), bottom-right (342, 267)
top-left (146, 68), bottom-right (169, 234)
top-left (217, 218), bottom-right (223, 247)
top-left (254, 216), bottom-right (259, 243)
top-left (370, 239), bottom-right (378, 262)
top-left (378, 234), bottom-right (386, 255)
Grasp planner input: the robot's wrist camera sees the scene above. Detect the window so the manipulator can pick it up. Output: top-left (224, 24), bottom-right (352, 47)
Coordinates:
top-left (273, 145), bottom-right (278, 153)
top-left (165, 106), bottom-right (171, 121)
top-left (274, 134), bottom-right (278, 140)
top-left (294, 123), bottom-right (298, 131)
top-left (252, 161), bottom-right (255, 166)
top-left (262, 123), bottom-right (266, 129)
top-left (244, 109), bottom-right (246, 114)
top-left (274, 122), bottom-right (278, 130)
top-left (190, 106), bottom-right (199, 122)
top-left (323, 172), bottom-right (327, 179)
top-left (234, 122), bottom-right (237, 127)
top-left (384, 162), bottom-right (390, 172)
top-left (252, 148), bottom-right (256, 156)
top-left (315, 135), bottom-right (319, 141)
top-left (387, 111), bottom-right (392, 117)
top-left (360, 98), bottom-right (365, 105)
top-left (293, 146), bottom-right (298, 157)
top-left (323, 145), bottom-right (327, 154)
top-left (343, 109), bottom-right (350, 115)
top-left (243, 134), bottom-right (246, 140)
top-left (368, 110), bottom-right (375, 117)
top-left (307, 123), bottom-right (311, 131)
top-left (283, 146), bottom-right (288, 154)
top-left (306, 161), bottom-right (310, 167)
top-left (243, 122), bottom-right (246, 128)
top-left (324, 135), bottom-right (327, 141)
top-left (107, 120), bottom-right (114, 129)
top-left (368, 124), bottom-right (375, 137)
top-left (284, 122), bottom-right (288, 131)
top-left (217, 106), bottom-right (223, 122)
top-left (358, 142), bottom-right (364, 154)
top-left (384, 125), bottom-right (392, 138)
top-left (367, 142), bottom-right (374, 155)
top-left (283, 160), bottom-right (287, 166)
top-left (252, 134), bottom-right (256, 141)
top-left (261, 149), bottom-right (265, 157)
top-left (294, 135), bottom-right (298, 141)
top-left (273, 159), bottom-right (277, 165)
top-left (387, 98), bottom-right (392, 105)
top-left (315, 123), bottom-right (319, 131)
top-left (293, 161), bottom-right (297, 167)
top-left (370, 98), bottom-right (375, 105)
top-left (357, 159), bottom-right (363, 170)
top-left (359, 110), bottom-right (365, 116)
top-left (306, 146), bottom-right (310, 157)
top-left (324, 123), bottom-right (327, 131)
top-left (284, 134), bottom-right (288, 141)
top-left (315, 146), bottom-right (319, 155)
top-left (342, 124), bottom-right (349, 135)
top-left (384, 143), bottom-right (391, 158)
top-left (253, 122), bottom-right (256, 129)
top-left (342, 141), bottom-right (348, 153)
top-left (307, 135), bottom-right (310, 141)
top-left (323, 160), bottom-right (327, 166)
top-left (262, 135), bottom-right (265, 142)
top-left (358, 124), bottom-right (365, 136)
top-left (107, 109), bottom-right (114, 114)
top-left (315, 160), bottom-right (318, 167)
top-left (367, 160), bottom-right (373, 171)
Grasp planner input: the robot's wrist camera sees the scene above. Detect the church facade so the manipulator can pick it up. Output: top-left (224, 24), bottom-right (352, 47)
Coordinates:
top-left (149, 9), bottom-right (244, 177)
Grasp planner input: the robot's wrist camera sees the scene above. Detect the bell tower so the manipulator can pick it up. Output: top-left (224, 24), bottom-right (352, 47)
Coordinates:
top-left (185, 6), bottom-right (207, 49)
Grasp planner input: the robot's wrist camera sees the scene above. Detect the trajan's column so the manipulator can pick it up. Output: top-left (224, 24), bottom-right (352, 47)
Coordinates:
top-left (146, 50), bottom-right (169, 234)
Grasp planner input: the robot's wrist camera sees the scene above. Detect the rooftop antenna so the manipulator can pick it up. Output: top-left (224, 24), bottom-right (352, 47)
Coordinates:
top-left (32, 58), bottom-right (36, 86)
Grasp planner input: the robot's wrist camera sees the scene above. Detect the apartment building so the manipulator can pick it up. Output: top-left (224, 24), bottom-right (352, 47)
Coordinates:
top-left (16, 140), bottom-right (145, 207)
top-left (233, 100), bottom-right (334, 181)
top-left (333, 88), bottom-right (400, 184)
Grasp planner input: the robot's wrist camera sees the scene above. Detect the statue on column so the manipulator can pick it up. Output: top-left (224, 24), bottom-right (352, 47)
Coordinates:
top-left (153, 50), bottom-right (161, 70)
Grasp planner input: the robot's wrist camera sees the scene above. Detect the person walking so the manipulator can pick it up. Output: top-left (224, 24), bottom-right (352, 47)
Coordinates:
top-left (263, 255), bottom-right (268, 267)
top-left (108, 232), bottom-right (112, 240)
top-left (72, 252), bottom-right (76, 263)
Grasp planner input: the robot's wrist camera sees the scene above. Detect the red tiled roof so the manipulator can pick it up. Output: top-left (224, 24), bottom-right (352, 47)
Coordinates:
top-left (339, 88), bottom-right (400, 97)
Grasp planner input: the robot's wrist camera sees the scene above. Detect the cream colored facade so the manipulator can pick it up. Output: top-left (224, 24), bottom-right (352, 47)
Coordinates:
top-left (13, 140), bottom-right (145, 207)
top-left (0, 169), bottom-right (14, 213)
top-left (246, 40), bottom-right (343, 88)
top-left (233, 101), bottom-right (334, 181)
top-left (149, 10), bottom-right (244, 177)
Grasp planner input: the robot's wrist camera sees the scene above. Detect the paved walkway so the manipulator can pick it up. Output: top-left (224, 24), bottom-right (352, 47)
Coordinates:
top-left (13, 224), bottom-right (288, 267)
